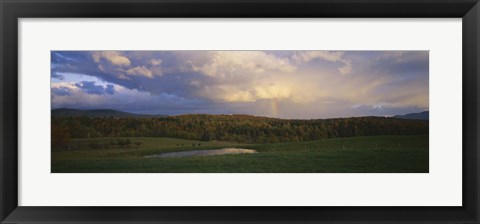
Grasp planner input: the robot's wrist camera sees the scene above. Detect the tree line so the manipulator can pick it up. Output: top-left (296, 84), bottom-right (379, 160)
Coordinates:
top-left (52, 114), bottom-right (428, 148)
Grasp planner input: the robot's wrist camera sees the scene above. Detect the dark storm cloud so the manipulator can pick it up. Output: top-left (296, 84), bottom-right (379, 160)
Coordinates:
top-left (74, 81), bottom-right (115, 95)
top-left (51, 87), bottom-right (72, 96)
top-left (51, 72), bottom-right (64, 80)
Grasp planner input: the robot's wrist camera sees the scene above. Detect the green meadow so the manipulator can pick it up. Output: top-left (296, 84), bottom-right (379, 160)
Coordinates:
top-left (51, 135), bottom-right (428, 173)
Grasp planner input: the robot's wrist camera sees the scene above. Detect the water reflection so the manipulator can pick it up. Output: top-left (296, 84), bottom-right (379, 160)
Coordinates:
top-left (145, 148), bottom-right (257, 158)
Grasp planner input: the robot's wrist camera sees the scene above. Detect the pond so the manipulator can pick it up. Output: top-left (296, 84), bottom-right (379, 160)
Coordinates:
top-left (145, 148), bottom-right (257, 158)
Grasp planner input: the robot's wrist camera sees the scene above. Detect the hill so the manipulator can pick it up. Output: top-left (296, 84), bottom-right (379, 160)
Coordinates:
top-left (393, 111), bottom-right (429, 120)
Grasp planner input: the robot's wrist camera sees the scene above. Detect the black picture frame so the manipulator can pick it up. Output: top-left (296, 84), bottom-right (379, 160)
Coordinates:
top-left (1, 0), bottom-right (479, 223)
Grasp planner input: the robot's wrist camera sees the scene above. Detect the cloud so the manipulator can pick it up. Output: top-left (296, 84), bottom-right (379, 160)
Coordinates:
top-left (51, 82), bottom-right (208, 115)
top-left (51, 86), bottom-right (71, 96)
top-left (51, 72), bottom-right (64, 80)
top-left (150, 59), bottom-right (162, 66)
top-left (74, 81), bottom-right (115, 95)
top-left (191, 51), bottom-right (296, 79)
top-left (53, 52), bottom-right (77, 62)
top-left (208, 83), bottom-right (293, 103)
top-left (338, 60), bottom-right (352, 75)
top-left (127, 66), bottom-right (154, 78)
top-left (92, 51), bottom-right (131, 66)
top-left (105, 85), bottom-right (115, 95)
top-left (90, 52), bottom-right (162, 79)
top-left (293, 51), bottom-right (352, 75)
top-left (373, 51), bottom-right (429, 75)
top-left (293, 51), bottom-right (344, 63)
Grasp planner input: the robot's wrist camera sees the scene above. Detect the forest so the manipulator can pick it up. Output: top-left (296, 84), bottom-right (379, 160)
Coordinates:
top-left (52, 114), bottom-right (428, 149)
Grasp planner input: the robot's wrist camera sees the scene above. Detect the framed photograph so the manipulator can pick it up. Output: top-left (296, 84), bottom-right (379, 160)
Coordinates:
top-left (1, 0), bottom-right (479, 223)
top-left (49, 49), bottom-right (430, 174)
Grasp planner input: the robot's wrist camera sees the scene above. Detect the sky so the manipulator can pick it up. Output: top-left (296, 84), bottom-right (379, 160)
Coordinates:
top-left (51, 50), bottom-right (429, 119)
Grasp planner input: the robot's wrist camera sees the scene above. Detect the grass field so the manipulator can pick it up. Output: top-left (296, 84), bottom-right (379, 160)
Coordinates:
top-left (51, 135), bottom-right (428, 173)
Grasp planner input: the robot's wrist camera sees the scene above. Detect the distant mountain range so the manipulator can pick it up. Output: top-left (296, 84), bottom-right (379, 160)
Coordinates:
top-left (393, 111), bottom-right (429, 120)
top-left (51, 108), bottom-right (163, 118)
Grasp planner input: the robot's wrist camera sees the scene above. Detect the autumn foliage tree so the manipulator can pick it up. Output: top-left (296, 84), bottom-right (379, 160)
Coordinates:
top-left (51, 124), bottom-right (70, 149)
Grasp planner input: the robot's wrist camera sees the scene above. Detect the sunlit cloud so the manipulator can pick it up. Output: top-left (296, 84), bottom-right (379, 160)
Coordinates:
top-left (292, 51), bottom-right (352, 75)
top-left (92, 51), bottom-right (131, 66)
top-left (126, 66), bottom-right (154, 78)
top-left (190, 51), bottom-right (296, 78)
